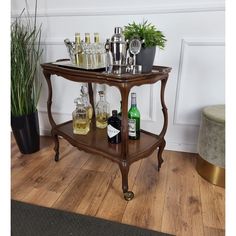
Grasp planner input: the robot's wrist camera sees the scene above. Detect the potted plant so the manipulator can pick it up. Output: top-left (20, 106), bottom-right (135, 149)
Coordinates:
top-left (123, 20), bottom-right (166, 73)
top-left (11, 1), bottom-right (43, 154)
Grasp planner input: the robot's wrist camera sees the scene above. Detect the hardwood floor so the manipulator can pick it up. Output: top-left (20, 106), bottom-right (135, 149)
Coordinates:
top-left (11, 136), bottom-right (225, 236)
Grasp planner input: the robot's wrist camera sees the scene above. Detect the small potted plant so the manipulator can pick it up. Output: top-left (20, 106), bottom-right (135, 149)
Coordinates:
top-left (11, 0), bottom-right (43, 154)
top-left (123, 20), bottom-right (166, 73)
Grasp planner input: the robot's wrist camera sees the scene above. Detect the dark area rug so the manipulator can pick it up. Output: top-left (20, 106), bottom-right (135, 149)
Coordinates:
top-left (11, 200), bottom-right (173, 236)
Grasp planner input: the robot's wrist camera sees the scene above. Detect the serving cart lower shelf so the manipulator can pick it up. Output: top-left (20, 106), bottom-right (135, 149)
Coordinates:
top-left (54, 120), bottom-right (162, 164)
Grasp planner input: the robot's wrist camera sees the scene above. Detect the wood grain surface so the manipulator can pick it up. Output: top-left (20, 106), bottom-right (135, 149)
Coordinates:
top-left (11, 136), bottom-right (225, 236)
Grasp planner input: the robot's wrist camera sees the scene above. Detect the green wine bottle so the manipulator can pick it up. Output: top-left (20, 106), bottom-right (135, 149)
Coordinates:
top-left (128, 93), bottom-right (140, 140)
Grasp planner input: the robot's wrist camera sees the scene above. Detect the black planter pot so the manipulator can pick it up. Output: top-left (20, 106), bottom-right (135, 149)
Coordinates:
top-left (136, 46), bottom-right (156, 73)
top-left (11, 110), bottom-right (40, 154)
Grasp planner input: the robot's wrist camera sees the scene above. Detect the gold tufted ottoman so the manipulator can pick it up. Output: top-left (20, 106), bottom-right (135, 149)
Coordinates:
top-left (196, 105), bottom-right (225, 187)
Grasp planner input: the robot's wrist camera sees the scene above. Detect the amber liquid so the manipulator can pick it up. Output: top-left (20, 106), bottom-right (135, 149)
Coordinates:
top-left (96, 113), bottom-right (109, 128)
top-left (87, 107), bottom-right (93, 120)
top-left (73, 119), bottom-right (90, 135)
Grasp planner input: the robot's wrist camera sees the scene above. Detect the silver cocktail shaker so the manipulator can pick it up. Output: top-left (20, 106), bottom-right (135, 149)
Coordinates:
top-left (110, 27), bottom-right (127, 74)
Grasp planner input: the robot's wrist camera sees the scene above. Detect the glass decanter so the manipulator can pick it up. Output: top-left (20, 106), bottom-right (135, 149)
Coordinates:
top-left (80, 85), bottom-right (93, 121)
top-left (95, 91), bottom-right (110, 129)
top-left (72, 98), bottom-right (90, 135)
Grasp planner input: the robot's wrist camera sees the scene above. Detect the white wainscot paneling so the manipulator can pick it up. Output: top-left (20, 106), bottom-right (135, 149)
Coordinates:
top-left (174, 38), bottom-right (225, 126)
top-left (16, 0), bottom-right (224, 152)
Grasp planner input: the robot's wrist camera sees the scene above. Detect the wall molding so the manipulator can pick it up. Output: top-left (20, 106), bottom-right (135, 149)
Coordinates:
top-left (11, 2), bottom-right (224, 18)
top-left (173, 38), bottom-right (225, 126)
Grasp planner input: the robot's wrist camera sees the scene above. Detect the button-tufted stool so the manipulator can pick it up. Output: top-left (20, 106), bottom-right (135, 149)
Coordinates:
top-left (196, 105), bottom-right (225, 187)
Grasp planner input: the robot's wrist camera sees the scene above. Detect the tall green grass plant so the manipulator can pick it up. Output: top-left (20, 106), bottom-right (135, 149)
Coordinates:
top-left (11, 0), bottom-right (42, 117)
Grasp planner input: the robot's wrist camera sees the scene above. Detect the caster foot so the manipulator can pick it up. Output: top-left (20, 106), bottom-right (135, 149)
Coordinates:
top-left (124, 191), bottom-right (134, 201)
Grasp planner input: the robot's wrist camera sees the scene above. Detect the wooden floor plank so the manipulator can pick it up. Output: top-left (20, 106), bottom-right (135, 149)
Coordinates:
top-left (203, 226), bottom-right (225, 236)
top-left (161, 152), bottom-right (204, 236)
top-left (81, 154), bottom-right (112, 173)
top-left (199, 175), bottom-right (225, 229)
top-left (95, 159), bottom-right (142, 222)
top-left (11, 136), bottom-right (225, 235)
top-left (122, 150), bottom-right (169, 232)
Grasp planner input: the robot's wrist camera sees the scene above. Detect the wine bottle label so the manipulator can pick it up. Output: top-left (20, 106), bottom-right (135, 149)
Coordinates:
top-left (128, 119), bottom-right (136, 137)
top-left (107, 124), bottom-right (120, 138)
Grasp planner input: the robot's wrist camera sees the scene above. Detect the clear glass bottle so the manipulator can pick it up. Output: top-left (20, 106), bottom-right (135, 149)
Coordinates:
top-left (93, 32), bottom-right (101, 67)
top-left (75, 33), bottom-right (82, 66)
top-left (94, 32), bottom-right (99, 43)
top-left (107, 110), bottom-right (121, 144)
top-left (128, 93), bottom-right (140, 140)
top-left (84, 33), bottom-right (92, 68)
top-left (74, 32), bottom-right (84, 66)
top-left (80, 85), bottom-right (93, 121)
top-left (85, 33), bottom-right (91, 44)
top-left (95, 91), bottom-right (110, 129)
top-left (72, 98), bottom-right (90, 135)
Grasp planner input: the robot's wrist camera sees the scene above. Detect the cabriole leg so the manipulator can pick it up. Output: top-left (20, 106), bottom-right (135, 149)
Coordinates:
top-left (119, 161), bottom-right (134, 201)
top-left (157, 139), bottom-right (166, 171)
top-left (52, 131), bottom-right (59, 162)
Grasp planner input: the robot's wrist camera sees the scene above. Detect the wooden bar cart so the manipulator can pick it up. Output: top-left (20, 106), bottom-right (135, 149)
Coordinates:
top-left (41, 61), bottom-right (171, 201)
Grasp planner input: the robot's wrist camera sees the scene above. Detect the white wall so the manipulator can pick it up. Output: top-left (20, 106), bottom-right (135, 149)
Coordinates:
top-left (11, 0), bottom-right (225, 152)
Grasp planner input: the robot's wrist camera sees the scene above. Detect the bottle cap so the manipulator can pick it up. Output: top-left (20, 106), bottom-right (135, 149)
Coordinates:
top-left (114, 27), bottom-right (122, 34)
top-left (112, 110), bottom-right (118, 116)
top-left (81, 85), bottom-right (88, 94)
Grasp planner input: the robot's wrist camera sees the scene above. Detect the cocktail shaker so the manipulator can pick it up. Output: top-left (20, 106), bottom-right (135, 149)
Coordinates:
top-left (110, 27), bottom-right (127, 73)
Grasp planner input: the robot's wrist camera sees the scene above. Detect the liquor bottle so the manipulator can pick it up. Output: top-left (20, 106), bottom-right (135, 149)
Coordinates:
top-left (93, 32), bottom-right (101, 67)
top-left (80, 85), bottom-right (93, 121)
top-left (94, 32), bottom-right (99, 43)
top-left (75, 32), bottom-right (81, 44)
top-left (75, 33), bottom-right (82, 66)
top-left (95, 91), bottom-right (110, 129)
top-left (72, 98), bottom-right (90, 135)
top-left (85, 33), bottom-right (91, 44)
top-left (128, 93), bottom-right (140, 140)
top-left (84, 33), bottom-right (92, 68)
top-left (107, 110), bottom-right (121, 144)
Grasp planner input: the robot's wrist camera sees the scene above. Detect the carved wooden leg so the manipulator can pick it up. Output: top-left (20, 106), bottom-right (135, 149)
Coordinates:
top-left (119, 161), bottom-right (134, 201)
top-left (157, 139), bottom-right (166, 171)
top-left (52, 131), bottom-right (59, 162)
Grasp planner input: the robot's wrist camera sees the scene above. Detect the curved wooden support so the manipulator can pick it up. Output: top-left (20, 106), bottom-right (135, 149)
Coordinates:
top-left (88, 82), bottom-right (95, 119)
top-left (157, 139), bottom-right (166, 171)
top-left (159, 77), bottom-right (168, 138)
top-left (43, 71), bottom-right (56, 128)
top-left (119, 84), bottom-right (131, 159)
top-left (44, 70), bottom-right (59, 161)
top-left (119, 161), bottom-right (129, 193)
top-left (119, 161), bottom-right (134, 200)
top-left (52, 131), bottom-right (60, 162)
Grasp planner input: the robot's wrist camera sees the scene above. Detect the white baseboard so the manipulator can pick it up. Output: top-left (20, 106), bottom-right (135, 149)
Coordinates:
top-left (166, 141), bottom-right (197, 153)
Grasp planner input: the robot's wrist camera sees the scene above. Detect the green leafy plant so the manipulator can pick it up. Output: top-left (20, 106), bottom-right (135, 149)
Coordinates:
top-left (11, 1), bottom-right (43, 117)
top-left (123, 20), bottom-right (166, 49)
